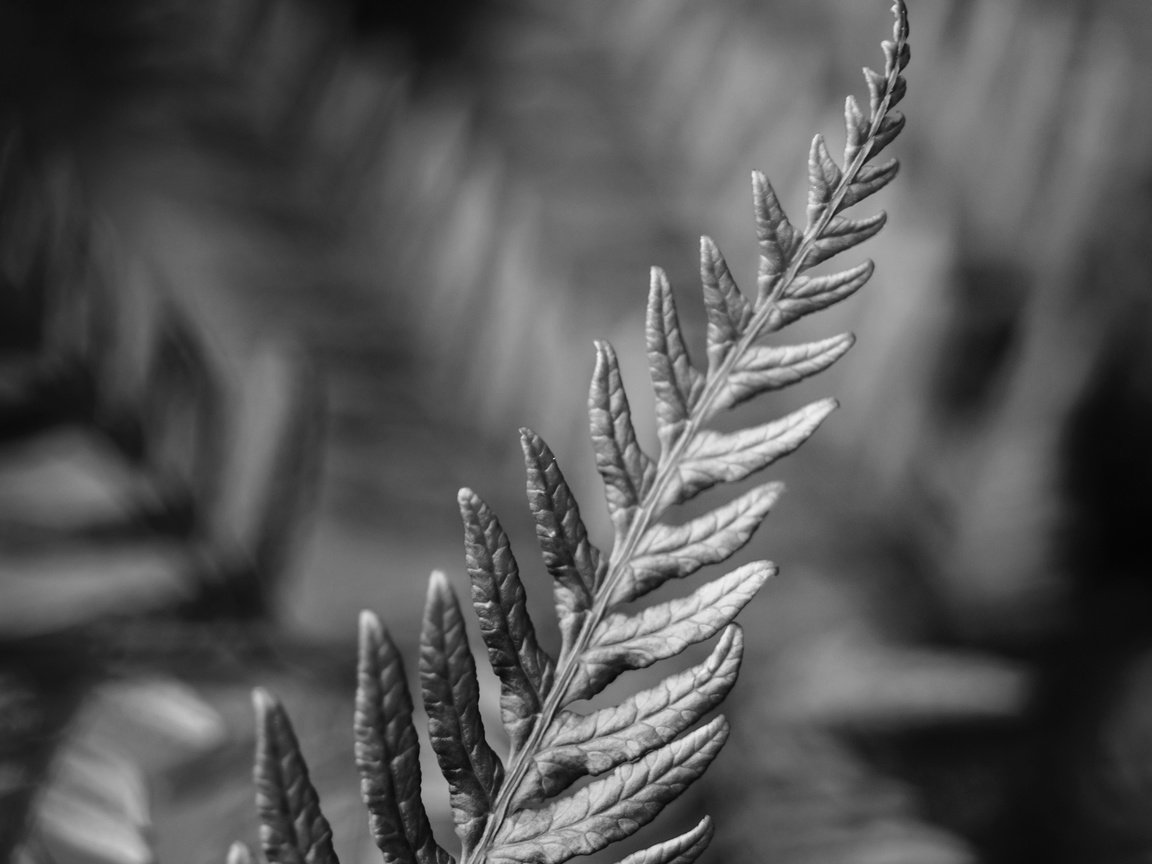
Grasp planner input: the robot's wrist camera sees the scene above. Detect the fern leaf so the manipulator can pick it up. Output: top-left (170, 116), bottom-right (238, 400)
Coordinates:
top-left (614, 483), bottom-right (783, 605)
top-left (699, 237), bottom-right (752, 374)
top-left (589, 340), bottom-right (657, 536)
top-left (843, 95), bottom-right (869, 167)
top-left (646, 267), bottom-right (704, 448)
top-left (752, 173), bottom-right (800, 301)
top-left (227, 842), bottom-right (255, 864)
top-left (864, 66), bottom-right (889, 118)
top-left (840, 159), bottom-right (899, 211)
top-left (870, 111), bottom-right (906, 158)
top-left (488, 718), bottom-right (729, 864)
top-left (801, 211), bottom-right (887, 269)
top-left (252, 689), bottom-right (339, 864)
top-left (770, 260), bottom-right (875, 329)
top-left (613, 818), bottom-right (714, 864)
top-left (459, 489), bottom-right (556, 749)
top-left (570, 563), bottom-right (770, 701)
top-left (805, 133), bottom-right (844, 229)
top-left (420, 572), bottom-right (505, 854)
top-left (715, 334), bottom-right (855, 413)
top-left (662, 399), bottom-right (837, 508)
top-left (515, 626), bottom-right (744, 805)
top-left (520, 429), bottom-right (602, 650)
top-left (356, 612), bottom-right (455, 864)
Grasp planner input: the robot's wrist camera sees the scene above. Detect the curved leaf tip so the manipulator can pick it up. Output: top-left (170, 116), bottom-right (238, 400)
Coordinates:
top-left (359, 607), bottom-right (383, 645)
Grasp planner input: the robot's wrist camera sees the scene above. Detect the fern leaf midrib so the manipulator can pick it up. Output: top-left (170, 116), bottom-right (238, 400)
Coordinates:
top-left (463, 25), bottom-right (905, 861)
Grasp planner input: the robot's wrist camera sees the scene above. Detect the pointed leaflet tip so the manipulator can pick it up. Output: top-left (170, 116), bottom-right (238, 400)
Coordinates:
top-left (427, 570), bottom-right (450, 605)
top-left (252, 686), bottom-right (274, 717)
top-left (359, 608), bottom-right (382, 642)
top-left (227, 843), bottom-right (254, 864)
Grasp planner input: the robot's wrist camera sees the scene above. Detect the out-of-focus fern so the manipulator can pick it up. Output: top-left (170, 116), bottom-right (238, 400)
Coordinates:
top-left (0, 124), bottom-right (324, 863)
top-left (239, 3), bottom-right (909, 862)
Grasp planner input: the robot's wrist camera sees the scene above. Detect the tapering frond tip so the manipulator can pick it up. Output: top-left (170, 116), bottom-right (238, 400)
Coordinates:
top-left (227, 842), bottom-right (254, 864)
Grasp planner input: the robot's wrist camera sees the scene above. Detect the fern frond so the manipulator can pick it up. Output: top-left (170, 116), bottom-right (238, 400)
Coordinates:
top-left (448, 7), bottom-right (908, 861)
top-left (242, 3), bottom-right (910, 862)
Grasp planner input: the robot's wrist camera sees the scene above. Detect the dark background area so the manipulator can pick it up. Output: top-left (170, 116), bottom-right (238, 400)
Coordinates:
top-left (2, 1), bottom-right (1152, 862)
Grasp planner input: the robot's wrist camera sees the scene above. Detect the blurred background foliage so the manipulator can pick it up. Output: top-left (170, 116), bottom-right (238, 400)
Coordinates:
top-left (1, 0), bottom-right (1152, 862)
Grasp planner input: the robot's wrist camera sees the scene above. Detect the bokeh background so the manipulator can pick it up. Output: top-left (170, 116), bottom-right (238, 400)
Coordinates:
top-left (2, 0), bottom-right (1152, 862)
